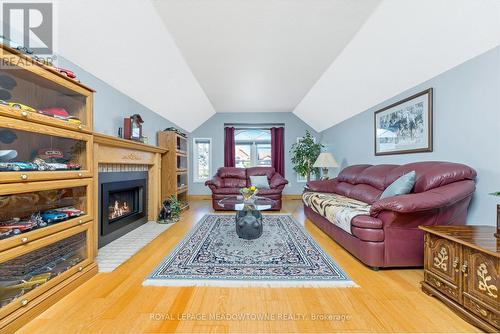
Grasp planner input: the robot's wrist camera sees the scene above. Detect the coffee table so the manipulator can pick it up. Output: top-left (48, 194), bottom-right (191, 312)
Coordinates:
top-left (218, 196), bottom-right (277, 240)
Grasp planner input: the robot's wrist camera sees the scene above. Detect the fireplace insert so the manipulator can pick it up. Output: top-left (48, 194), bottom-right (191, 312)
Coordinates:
top-left (98, 171), bottom-right (147, 247)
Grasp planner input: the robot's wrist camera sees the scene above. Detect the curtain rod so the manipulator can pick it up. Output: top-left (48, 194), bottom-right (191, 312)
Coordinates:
top-left (224, 123), bottom-right (285, 128)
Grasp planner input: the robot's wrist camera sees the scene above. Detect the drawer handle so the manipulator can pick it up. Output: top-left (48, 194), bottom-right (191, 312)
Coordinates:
top-left (78, 266), bottom-right (83, 272)
top-left (78, 219), bottom-right (83, 224)
top-left (20, 174), bottom-right (28, 180)
top-left (461, 261), bottom-right (468, 277)
top-left (20, 111), bottom-right (28, 117)
top-left (78, 173), bottom-right (83, 177)
top-left (479, 309), bottom-right (488, 317)
top-left (21, 237), bottom-right (28, 243)
top-left (452, 257), bottom-right (459, 271)
top-left (78, 125), bottom-right (83, 130)
top-left (435, 280), bottom-right (442, 287)
top-left (21, 299), bottom-right (28, 306)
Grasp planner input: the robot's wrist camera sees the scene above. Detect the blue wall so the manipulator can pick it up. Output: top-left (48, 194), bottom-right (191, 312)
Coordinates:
top-left (319, 46), bottom-right (500, 226)
top-left (57, 58), bottom-right (184, 145)
top-left (188, 112), bottom-right (319, 195)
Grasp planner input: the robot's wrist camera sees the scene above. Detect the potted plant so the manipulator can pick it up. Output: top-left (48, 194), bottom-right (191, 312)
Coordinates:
top-left (491, 192), bottom-right (500, 238)
top-left (290, 130), bottom-right (323, 182)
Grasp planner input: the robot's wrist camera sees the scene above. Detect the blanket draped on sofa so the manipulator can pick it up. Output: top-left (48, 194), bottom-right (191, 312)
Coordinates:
top-left (302, 192), bottom-right (371, 234)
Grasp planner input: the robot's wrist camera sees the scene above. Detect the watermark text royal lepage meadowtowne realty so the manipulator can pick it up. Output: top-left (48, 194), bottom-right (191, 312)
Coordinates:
top-left (149, 312), bottom-right (351, 322)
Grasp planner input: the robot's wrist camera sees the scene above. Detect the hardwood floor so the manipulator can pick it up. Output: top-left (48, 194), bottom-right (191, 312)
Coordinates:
top-left (17, 200), bottom-right (479, 333)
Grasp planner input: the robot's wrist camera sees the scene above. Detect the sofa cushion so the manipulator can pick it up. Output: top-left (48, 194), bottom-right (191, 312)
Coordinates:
top-left (380, 171), bottom-right (416, 199)
top-left (249, 175), bottom-right (270, 189)
top-left (222, 178), bottom-right (247, 188)
top-left (212, 187), bottom-right (241, 195)
top-left (303, 192), bottom-right (370, 235)
top-left (348, 184), bottom-right (383, 204)
top-left (247, 167), bottom-right (275, 179)
top-left (385, 162), bottom-right (476, 193)
top-left (218, 167), bottom-right (247, 179)
top-left (337, 165), bottom-right (372, 184)
top-left (355, 164), bottom-right (398, 190)
top-left (255, 188), bottom-right (282, 196)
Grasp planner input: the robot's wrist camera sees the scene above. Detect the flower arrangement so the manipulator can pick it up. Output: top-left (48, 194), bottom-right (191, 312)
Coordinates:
top-left (491, 192), bottom-right (500, 197)
top-left (240, 186), bottom-right (258, 201)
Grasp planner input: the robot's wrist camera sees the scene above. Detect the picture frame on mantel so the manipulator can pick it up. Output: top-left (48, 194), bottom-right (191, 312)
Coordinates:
top-left (374, 88), bottom-right (433, 156)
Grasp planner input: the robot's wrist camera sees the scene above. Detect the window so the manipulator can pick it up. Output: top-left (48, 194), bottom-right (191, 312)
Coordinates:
top-left (193, 138), bottom-right (211, 182)
top-left (235, 129), bottom-right (272, 168)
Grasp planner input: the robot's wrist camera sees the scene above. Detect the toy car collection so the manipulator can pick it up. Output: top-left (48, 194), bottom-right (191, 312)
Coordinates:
top-left (53, 67), bottom-right (76, 79)
top-left (0, 227), bottom-right (13, 239)
top-left (53, 206), bottom-right (84, 218)
top-left (7, 102), bottom-right (37, 113)
top-left (40, 210), bottom-right (68, 224)
top-left (0, 215), bottom-right (42, 235)
top-left (0, 161), bottom-right (38, 171)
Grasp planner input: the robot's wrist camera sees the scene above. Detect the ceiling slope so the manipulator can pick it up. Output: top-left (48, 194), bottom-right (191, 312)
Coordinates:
top-left (153, 0), bottom-right (380, 114)
top-left (56, 0), bottom-right (215, 132)
top-left (294, 0), bottom-right (500, 132)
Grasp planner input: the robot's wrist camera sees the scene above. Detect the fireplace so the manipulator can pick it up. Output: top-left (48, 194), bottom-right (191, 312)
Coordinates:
top-left (98, 171), bottom-right (148, 248)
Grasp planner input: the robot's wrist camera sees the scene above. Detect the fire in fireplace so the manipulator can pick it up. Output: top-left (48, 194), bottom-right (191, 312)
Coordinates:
top-left (98, 171), bottom-right (148, 248)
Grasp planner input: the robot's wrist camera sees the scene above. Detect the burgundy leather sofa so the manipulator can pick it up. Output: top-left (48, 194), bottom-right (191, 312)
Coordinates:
top-left (205, 167), bottom-right (288, 210)
top-left (304, 161), bottom-right (476, 269)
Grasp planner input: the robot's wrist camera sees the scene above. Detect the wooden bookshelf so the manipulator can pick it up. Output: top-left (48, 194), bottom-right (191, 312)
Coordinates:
top-left (158, 131), bottom-right (189, 211)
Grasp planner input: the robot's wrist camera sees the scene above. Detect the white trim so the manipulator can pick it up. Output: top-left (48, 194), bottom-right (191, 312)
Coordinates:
top-left (192, 137), bottom-right (212, 183)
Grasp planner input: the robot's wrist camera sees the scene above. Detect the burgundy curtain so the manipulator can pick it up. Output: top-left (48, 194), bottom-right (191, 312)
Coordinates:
top-left (224, 127), bottom-right (236, 167)
top-left (271, 127), bottom-right (285, 176)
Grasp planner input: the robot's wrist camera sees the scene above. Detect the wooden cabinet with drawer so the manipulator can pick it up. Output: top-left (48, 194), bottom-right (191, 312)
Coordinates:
top-left (420, 226), bottom-right (499, 332)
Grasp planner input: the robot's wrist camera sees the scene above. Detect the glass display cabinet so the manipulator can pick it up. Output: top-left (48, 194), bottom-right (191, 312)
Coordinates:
top-left (0, 178), bottom-right (92, 252)
top-left (0, 224), bottom-right (92, 319)
top-left (0, 45), bottom-right (94, 133)
top-left (0, 43), bottom-right (96, 332)
top-left (0, 115), bottom-right (93, 183)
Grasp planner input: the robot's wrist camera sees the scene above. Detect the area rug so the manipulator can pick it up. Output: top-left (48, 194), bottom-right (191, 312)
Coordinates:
top-left (143, 214), bottom-right (356, 287)
top-left (97, 221), bottom-right (174, 273)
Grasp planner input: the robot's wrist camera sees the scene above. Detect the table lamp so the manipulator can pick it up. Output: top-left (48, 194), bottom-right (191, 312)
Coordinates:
top-left (313, 152), bottom-right (339, 180)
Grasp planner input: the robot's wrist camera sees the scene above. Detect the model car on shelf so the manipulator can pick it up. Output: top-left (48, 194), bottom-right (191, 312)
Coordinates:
top-left (0, 214), bottom-right (45, 235)
top-left (32, 158), bottom-right (81, 171)
top-left (0, 149), bottom-right (18, 161)
top-left (6, 102), bottom-right (37, 113)
top-left (53, 206), bottom-right (84, 218)
top-left (3, 273), bottom-right (51, 293)
top-left (53, 67), bottom-right (76, 79)
top-left (0, 161), bottom-right (38, 171)
top-left (40, 210), bottom-right (68, 224)
top-left (38, 107), bottom-right (82, 125)
top-left (0, 227), bottom-right (13, 239)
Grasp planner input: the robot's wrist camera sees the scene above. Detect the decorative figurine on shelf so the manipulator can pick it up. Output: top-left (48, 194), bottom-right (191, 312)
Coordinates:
top-left (157, 196), bottom-right (181, 224)
top-left (124, 114), bottom-right (143, 141)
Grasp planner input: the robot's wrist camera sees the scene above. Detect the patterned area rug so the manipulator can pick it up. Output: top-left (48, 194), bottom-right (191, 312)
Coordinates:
top-left (144, 214), bottom-right (356, 288)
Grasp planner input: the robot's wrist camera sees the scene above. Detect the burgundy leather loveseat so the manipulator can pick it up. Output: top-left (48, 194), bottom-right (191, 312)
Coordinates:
top-left (304, 161), bottom-right (476, 269)
top-left (205, 167), bottom-right (288, 210)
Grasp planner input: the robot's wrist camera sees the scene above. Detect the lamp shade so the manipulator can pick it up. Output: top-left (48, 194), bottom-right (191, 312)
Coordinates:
top-left (313, 152), bottom-right (339, 168)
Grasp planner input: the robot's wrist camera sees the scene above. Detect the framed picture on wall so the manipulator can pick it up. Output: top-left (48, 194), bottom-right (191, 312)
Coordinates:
top-left (374, 88), bottom-right (433, 155)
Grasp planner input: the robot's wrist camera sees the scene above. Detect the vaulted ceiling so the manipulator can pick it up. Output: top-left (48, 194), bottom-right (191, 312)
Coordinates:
top-left (54, 0), bottom-right (500, 132)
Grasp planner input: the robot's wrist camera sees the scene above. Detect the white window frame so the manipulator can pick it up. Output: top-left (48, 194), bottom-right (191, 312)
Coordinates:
top-left (296, 136), bottom-right (318, 183)
top-left (234, 128), bottom-right (272, 168)
top-left (192, 138), bottom-right (212, 183)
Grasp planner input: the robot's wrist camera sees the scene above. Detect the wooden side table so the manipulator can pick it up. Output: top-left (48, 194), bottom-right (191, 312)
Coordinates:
top-left (420, 225), bottom-right (499, 332)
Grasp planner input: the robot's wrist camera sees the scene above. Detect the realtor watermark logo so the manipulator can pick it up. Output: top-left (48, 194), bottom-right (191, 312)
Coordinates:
top-left (2, 1), bottom-right (53, 54)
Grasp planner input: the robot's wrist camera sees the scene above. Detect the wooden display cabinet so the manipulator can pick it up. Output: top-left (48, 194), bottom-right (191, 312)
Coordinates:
top-left (421, 225), bottom-right (499, 332)
top-left (0, 41), bottom-right (96, 333)
top-left (0, 44), bottom-right (93, 133)
top-left (158, 131), bottom-right (189, 210)
top-left (0, 116), bottom-right (93, 183)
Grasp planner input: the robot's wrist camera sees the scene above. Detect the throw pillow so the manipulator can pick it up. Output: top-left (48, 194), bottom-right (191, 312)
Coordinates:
top-left (250, 175), bottom-right (270, 189)
top-left (380, 171), bottom-right (416, 199)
